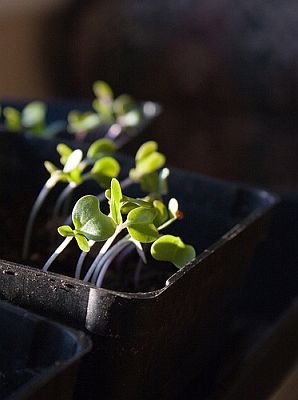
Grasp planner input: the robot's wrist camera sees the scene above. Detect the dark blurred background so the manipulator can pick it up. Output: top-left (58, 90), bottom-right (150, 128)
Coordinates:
top-left (1, 0), bottom-right (298, 190)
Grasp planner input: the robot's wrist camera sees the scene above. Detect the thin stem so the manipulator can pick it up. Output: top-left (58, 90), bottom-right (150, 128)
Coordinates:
top-left (42, 236), bottom-right (73, 272)
top-left (22, 180), bottom-right (54, 260)
top-left (91, 236), bottom-right (130, 284)
top-left (83, 225), bottom-right (123, 282)
top-left (75, 240), bottom-right (95, 279)
top-left (104, 123), bottom-right (122, 141)
top-left (95, 240), bottom-right (130, 288)
top-left (53, 183), bottom-right (77, 219)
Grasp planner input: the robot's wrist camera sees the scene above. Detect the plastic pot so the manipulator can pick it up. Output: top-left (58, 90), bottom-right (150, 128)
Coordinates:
top-left (0, 300), bottom-right (91, 400)
top-left (0, 132), bottom-right (278, 399)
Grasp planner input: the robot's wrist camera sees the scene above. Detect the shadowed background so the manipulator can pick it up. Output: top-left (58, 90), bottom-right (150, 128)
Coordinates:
top-left (1, 0), bottom-right (298, 191)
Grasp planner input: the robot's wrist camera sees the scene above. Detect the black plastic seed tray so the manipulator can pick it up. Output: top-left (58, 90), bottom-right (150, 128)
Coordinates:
top-left (0, 300), bottom-right (91, 400)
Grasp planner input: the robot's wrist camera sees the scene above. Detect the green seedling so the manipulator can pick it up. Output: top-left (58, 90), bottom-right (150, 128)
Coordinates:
top-left (2, 101), bottom-right (65, 138)
top-left (22, 144), bottom-right (84, 259)
top-left (44, 178), bottom-right (196, 288)
top-left (63, 139), bottom-right (167, 229)
top-left (53, 138), bottom-right (119, 218)
top-left (72, 140), bottom-right (168, 276)
top-left (67, 80), bottom-right (142, 142)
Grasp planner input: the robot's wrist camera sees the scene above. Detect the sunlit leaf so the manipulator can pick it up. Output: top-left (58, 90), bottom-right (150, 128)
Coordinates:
top-left (135, 141), bottom-right (158, 162)
top-left (58, 225), bottom-right (74, 237)
top-left (44, 161), bottom-right (59, 175)
top-left (151, 235), bottom-right (196, 268)
top-left (3, 107), bottom-right (22, 131)
top-left (90, 157), bottom-right (120, 188)
top-left (93, 80), bottom-right (114, 100)
top-left (113, 94), bottom-right (136, 116)
top-left (22, 101), bottom-right (46, 129)
top-left (153, 200), bottom-right (168, 227)
top-left (75, 234), bottom-right (90, 252)
top-left (72, 195), bottom-right (116, 241)
top-left (87, 138), bottom-right (117, 161)
top-left (63, 149), bottom-right (83, 173)
top-left (57, 143), bottom-right (73, 165)
top-left (110, 178), bottom-right (122, 225)
top-left (127, 207), bottom-right (158, 243)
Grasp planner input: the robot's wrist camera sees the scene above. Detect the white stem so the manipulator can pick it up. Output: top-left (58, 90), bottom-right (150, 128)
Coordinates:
top-left (95, 240), bottom-right (130, 288)
top-left (43, 236), bottom-right (73, 272)
top-left (53, 183), bottom-right (77, 218)
top-left (75, 240), bottom-right (95, 279)
top-left (83, 226), bottom-right (123, 282)
top-left (22, 181), bottom-right (53, 260)
top-left (104, 123), bottom-right (122, 141)
top-left (91, 236), bottom-right (130, 284)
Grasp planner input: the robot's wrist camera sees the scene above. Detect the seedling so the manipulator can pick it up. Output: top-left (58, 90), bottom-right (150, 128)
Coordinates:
top-left (53, 138), bottom-right (119, 217)
top-left (67, 80), bottom-right (143, 143)
top-left (43, 178), bottom-right (196, 288)
top-left (1, 101), bottom-right (65, 138)
top-left (22, 139), bottom-right (120, 259)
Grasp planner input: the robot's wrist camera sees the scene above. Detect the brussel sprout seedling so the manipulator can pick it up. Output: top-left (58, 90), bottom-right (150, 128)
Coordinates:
top-left (43, 178), bottom-right (196, 288)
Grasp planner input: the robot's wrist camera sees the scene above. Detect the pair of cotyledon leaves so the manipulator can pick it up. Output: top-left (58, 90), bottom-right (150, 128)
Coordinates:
top-left (68, 81), bottom-right (141, 134)
top-left (58, 178), bottom-right (196, 268)
top-left (2, 101), bottom-right (65, 138)
top-left (129, 141), bottom-right (168, 195)
top-left (44, 140), bottom-right (120, 188)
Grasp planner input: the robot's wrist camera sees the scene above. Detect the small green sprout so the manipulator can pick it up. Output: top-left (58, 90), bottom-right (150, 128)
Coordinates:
top-left (44, 178), bottom-right (196, 288)
top-left (67, 80), bottom-right (142, 141)
top-left (2, 101), bottom-right (65, 138)
top-left (151, 235), bottom-right (196, 269)
top-left (52, 139), bottom-right (120, 218)
top-left (23, 139), bottom-right (119, 260)
top-left (22, 144), bottom-right (85, 259)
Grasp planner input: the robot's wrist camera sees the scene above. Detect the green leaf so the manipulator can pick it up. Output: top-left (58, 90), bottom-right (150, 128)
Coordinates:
top-left (44, 161), bottom-right (58, 175)
top-left (90, 157), bottom-right (120, 188)
top-left (3, 107), bottom-right (21, 131)
top-left (127, 207), bottom-right (158, 243)
top-left (72, 195), bottom-right (116, 241)
top-left (153, 200), bottom-right (168, 227)
top-left (127, 207), bottom-right (157, 225)
top-left (131, 151), bottom-right (166, 181)
top-left (113, 94), bottom-right (136, 116)
top-left (57, 143), bottom-right (73, 165)
top-left (93, 80), bottom-right (114, 100)
top-left (63, 149), bottom-right (83, 173)
top-left (127, 223), bottom-right (158, 243)
top-left (151, 235), bottom-right (196, 268)
top-left (135, 141), bottom-right (158, 162)
top-left (75, 234), bottom-right (90, 252)
top-left (110, 178), bottom-right (122, 225)
top-left (58, 225), bottom-right (74, 237)
top-left (22, 101), bottom-right (46, 129)
top-left (117, 110), bottom-right (141, 127)
top-left (87, 138), bottom-right (117, 160)
top-left (139, 172), bottom-right (159, 193)
top-left (68, 166), bottom-right (82, 184)
top-left (67, 110), bottom-right (100, 133)
top-left (92, 99), bottom-right (113, 121)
